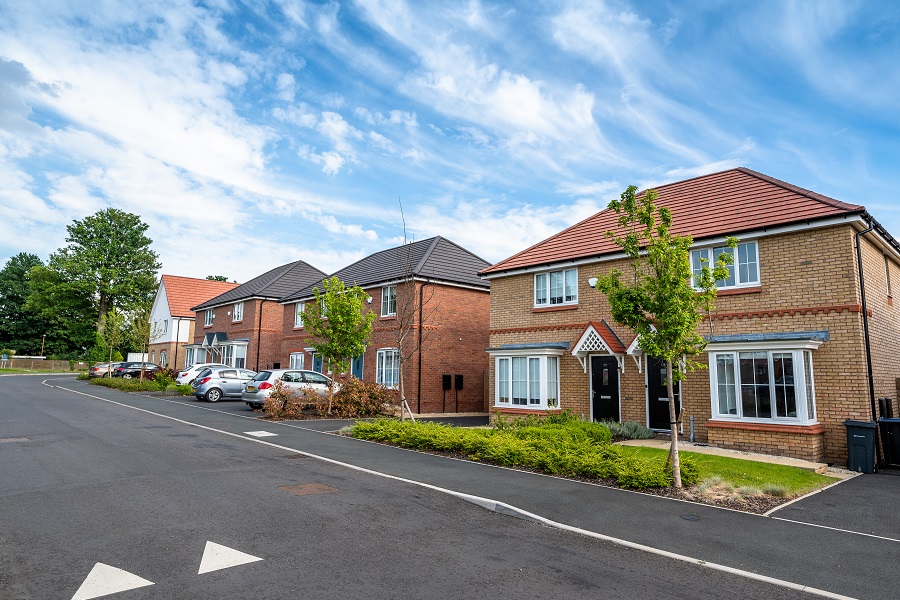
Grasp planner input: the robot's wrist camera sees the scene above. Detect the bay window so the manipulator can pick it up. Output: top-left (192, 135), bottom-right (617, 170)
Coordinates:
top-left (709, 348), bottom-right (816, 423)
top-left (493, 351), bottom-right (562, 410)
top-left (535, 268), bottom-right (578, 307)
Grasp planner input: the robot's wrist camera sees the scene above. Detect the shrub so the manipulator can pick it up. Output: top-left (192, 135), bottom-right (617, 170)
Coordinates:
top-left (76, 372), bottom-right (91, 380)
top-left (331, 378), bottom-right (395, 418)
top-left (89, 377), bottom-right (159, 392)
top-left (600, 420), bottom-right (656, 440)
top-left (154, 368), bottom-right (177, 388)
top-left (263, 380), bottom-right (322, 419)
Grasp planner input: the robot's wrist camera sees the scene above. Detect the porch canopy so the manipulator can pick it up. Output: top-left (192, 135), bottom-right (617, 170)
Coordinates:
top-left (571, 320), bottom-right (626, 373)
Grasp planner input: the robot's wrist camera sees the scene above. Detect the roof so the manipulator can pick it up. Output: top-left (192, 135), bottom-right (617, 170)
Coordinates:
top-left (161, 275), bottom-right (240, 318)
top-left (192, 260), bottom-right (326, 310)
top-left (281, 236), bottom-right (490, 302)
top-left (480, 167), bottom-right (865, 275)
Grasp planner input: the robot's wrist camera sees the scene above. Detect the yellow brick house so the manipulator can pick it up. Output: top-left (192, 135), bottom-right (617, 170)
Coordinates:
top-left (479, 168), bottom-right (900, 465)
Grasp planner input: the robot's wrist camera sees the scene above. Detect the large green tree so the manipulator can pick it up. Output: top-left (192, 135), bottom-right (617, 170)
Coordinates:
top-left (302, 276), bottom-right (377, 414)
top-left (27, 208), bottom-right (160, 338)
top-left (596, 186), bottom-right (734, 488)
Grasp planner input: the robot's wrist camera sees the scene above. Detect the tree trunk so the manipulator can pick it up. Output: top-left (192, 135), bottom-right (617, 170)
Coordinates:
top-left (327, 361), bottom-right (334, 414)
top-left (667, 358), bottom-right (682, 488)
top-left (398, 353), bottom-right (406, 421)
top-left (96, 294), bottom-right (110, 334)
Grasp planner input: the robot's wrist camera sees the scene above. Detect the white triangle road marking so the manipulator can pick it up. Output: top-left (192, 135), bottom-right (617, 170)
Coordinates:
top-left (71, 562), bottom-right (154, 600)
top-left (198, 541), bottom-right (263, 574)
top-left (243, 430), bottom-right (278, 437)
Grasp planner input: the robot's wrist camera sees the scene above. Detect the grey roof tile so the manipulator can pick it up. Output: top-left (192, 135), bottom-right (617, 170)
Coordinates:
top-left (192, 260), bottom-right (326, 310)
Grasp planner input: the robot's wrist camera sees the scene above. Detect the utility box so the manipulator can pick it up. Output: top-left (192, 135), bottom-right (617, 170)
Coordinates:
top-left (844, 420), bottom-right (877, 474)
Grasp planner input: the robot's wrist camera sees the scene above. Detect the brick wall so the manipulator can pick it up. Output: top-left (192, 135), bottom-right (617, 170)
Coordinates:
top-left (149, 320), bottom-right (195, 370)
top-left (193, 300), bottom-right (285, 371)
top-left (487, 223), bottom-right (885, 464)
top-left (278, 281), bottom-right (490, 413)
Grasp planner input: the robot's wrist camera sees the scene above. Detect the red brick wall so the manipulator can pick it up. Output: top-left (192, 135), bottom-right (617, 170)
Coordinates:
top-left (278, 281), bottom-right (490, 413)
top-left (193, 300), bottom-right (286, 371)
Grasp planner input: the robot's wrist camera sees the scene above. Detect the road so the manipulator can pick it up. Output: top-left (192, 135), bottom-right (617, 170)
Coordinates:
top-left (0, 375), bottom-right (851, 598)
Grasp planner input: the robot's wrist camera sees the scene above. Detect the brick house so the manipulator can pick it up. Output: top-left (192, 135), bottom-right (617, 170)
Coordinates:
top-left (187, 260), bottom-right (325, 371)
top-left (479, 167), bottom-right (900, 464)
top-left (147, 275), bottom-right (239, 370)
top-left (279, 236), bottom-right (491, 413)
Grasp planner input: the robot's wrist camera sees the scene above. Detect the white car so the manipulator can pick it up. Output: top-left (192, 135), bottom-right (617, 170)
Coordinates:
top-left (175, 363), bottom-right (229, 385)
top-left (242, 369), bottom-right (336, 409)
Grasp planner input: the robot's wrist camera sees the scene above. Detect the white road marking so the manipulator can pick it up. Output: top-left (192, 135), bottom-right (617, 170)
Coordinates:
top-left (243, 430), bottom-right (278, 437)
top-left (198, 541), bottom-right (263, 574)
top-left (71, 563), bottom-right (153, 600)
top-left (47, 380), bottom-right (859, 599)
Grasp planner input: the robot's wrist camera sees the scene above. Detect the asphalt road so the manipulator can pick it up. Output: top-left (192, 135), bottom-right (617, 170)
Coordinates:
top-left (0, 374), bottom-right (818, 599)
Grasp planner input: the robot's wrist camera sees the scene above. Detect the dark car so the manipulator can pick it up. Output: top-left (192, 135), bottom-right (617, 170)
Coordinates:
top-left (113, 362), bottom-right (160, 379)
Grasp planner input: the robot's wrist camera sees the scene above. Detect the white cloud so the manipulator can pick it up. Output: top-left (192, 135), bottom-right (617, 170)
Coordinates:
top-left (276, 72), bottom-right (297, 101)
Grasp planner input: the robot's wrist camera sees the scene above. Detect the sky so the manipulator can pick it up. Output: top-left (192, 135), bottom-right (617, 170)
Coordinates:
top-left (1, 0), bottom-right (898, 283)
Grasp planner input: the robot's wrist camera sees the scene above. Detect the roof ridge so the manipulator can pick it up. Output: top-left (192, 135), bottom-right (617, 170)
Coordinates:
top-left (413, 236), bottom-right (441, 275)
top-left (735, 167), bottom-right (864, 211)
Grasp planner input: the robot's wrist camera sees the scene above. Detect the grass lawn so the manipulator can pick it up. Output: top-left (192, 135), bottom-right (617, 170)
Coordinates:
top-left (619, 445), bottom-right (839, 496)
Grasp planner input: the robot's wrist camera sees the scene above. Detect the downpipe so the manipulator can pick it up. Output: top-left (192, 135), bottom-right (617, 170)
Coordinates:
top-left (855, 223), bottom-right (883, 470)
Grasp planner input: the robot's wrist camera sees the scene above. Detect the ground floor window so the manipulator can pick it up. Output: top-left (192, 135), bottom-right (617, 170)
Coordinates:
top-left (160, 351), bottom-right (167, 367)
top-left (493, 353), bottom-right (560, 410)
top-left (709, 349), bottom-right (816, 423)
top-left (185, 348), bottom-right (207, 367)
top-left (289, 352), bottom-right (304, 369)
top-left (376, 349), bottom-right (400, 388)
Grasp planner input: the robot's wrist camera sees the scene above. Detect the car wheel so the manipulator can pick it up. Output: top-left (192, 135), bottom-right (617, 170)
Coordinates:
top-left (122, 373), bottom-right (132, 379)
top-left (205, 388), bottom-right (222, 402)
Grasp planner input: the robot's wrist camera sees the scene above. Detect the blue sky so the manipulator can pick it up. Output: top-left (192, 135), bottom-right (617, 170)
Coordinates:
top-left (1, 1), bottom-right (898, 282)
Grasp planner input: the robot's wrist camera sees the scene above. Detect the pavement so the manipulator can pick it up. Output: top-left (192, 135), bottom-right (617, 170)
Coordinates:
top-left (42, 377), bottom-right (900, 599)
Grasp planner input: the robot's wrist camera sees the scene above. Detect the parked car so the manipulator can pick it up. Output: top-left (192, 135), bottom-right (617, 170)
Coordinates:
top-left (176, 363), bottom-right (229, 385)
top-left (191, 367), bottom-right (257, 402)
top-left (113, 362), bottom-right (160, 379)
top-left (89, 362), bottom-right (124, 378)
top-left (242, 369), bottom-right (336, 409)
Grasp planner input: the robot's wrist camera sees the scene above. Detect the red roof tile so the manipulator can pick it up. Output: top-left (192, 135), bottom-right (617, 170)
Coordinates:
top-left (480, 167), bottom-right (864, 275)
top-left (161, 275), bottom-right (240, 318)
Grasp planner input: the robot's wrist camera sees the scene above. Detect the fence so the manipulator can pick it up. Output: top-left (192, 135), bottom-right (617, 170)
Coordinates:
top-left (0, 358), bottom-right (88, 371)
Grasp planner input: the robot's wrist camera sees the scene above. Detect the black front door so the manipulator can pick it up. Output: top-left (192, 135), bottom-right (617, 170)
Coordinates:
top-left (647, 356), bottom-right (681, 430)
top-left (590, 356), bottom-right (619, 422)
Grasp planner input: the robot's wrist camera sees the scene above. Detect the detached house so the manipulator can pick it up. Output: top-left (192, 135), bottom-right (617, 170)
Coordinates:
top-left (147, 275), bottom-right (239, 370)
top-left (280, 236), bottom-right (491, 413)
top-left (479, 168), bottom-right (900, 465)
top-left (187, 260), bottom-right (325, 371)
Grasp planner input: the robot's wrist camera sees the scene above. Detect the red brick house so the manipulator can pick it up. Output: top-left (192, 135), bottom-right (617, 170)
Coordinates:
top-left (479, 168), bottom-right (900, 465)
top-left (187, 260), bottom-right (325, 371)
top-left (147, 275), bottom-right (239, 370)
top-left (280, 236), bottom-right (491, 413)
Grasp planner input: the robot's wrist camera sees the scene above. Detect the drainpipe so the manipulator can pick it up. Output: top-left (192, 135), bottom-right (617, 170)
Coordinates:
top-left (416, 280), bottom-right (429, 414)
top-left (855, 223), bottom-right (883, 468)
top-left (256, 300), bottom-right (267, 371)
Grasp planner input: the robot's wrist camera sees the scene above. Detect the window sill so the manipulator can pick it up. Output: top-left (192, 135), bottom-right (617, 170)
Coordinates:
top-left (232, 320), bottom-right (243, 324)
top-left (292, 326), bottom-right (304, 331)
top-left (532, 304), bottom-right (578, 313)
top-left (706, 420), bottom-right (824, 434)
top-left (494, 406), bottom-right (562, 415)
top-left (379, 315), bottom-right (397, 320)
top-left (712, 286), bottom-right (762, 297)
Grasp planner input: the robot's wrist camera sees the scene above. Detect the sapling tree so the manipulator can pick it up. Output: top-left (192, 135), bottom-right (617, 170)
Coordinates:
top-left (302, 276), bottom-right (376, 414)
top-left (596, 185), bottom-right (734, 488)
top-left (99, 309), bottom-right (127, 377)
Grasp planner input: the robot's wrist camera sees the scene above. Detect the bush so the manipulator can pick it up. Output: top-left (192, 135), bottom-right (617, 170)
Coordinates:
top-left (600, 420), bottom-right (656, 440)
top-left (263, 380), bottom-right (322, 419)
top-left (331, 378), bottom-right (394, 418)
top-left (89, 377), bottom-right (159, 392)
top-left (76, 372), bottom-right (91, 380)
top-left (154, 368), bottom-right (177, 388)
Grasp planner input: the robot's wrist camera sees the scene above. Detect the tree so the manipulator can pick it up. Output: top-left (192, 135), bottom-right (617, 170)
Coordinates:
top-left (302, 276), bottom-right (377, 414)
top-left (27, 208), bottom-right (160, 336)
top-left (99, 309), bottom-right (127, 377)
top-left (596, 185), bottom-right (734, 488)
top-left (128, 302), bottom-right (164, 380)
top-left (206, 275), bottom-right (229, 281)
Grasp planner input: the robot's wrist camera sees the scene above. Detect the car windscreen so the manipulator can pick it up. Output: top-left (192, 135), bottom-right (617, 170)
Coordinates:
top-left (251, 371), bottom-right (272, 382)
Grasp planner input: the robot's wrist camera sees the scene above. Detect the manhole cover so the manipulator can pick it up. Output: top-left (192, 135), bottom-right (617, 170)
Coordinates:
top-left (681, 514), bottom-right (700, 521)
top-left (279, 483), bottom-right (339, 496)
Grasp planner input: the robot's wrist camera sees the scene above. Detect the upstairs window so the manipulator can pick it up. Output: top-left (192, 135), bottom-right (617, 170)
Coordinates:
top-left (204, 309), bottom-right (214, 326)
top-left (535, 268), bottom-right (577, 307)
top-left (692, 241), bottom-right (759, 289)
top-left (294, 302), bottom-right (305, 328)
top-left (233, 302), bottom-right (244, 322)
top-left (381, 285), bottom-right (397, 316)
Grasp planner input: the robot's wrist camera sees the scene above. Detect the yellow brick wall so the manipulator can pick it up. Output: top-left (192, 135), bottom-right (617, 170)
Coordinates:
top-left (487, 223), bottom-right (893, 464)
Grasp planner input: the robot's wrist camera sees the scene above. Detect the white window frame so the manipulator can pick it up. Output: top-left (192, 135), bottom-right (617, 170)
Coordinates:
top-left (534, 268), bottom-right (578, 307)
top-left (381, 285), bottom-right (397, 316)
top-left (163, 319), bottom-right (168, 333)
top-left (691, 241), bottom-right (759, 290)
top-left (289, 352), bottom-right (305, 369)
top-left (233, 344), bottom-right (246, 369)
top-left (204, 309), bottom-right (214, 326)
top-left (160, 351), bottom-right (167, 367)
top-left (294, 302), bottom-right (305, 328)
top-left (376, 348), bottom-right (400, 388)
top-left (489, 348), bottom-right (563, 410)
top-left (233, 302), bottom-right (244, 322)
top-left (222, 345), bottom-right (234, 367)
top-left (708, 341), bottom-right (819, 425)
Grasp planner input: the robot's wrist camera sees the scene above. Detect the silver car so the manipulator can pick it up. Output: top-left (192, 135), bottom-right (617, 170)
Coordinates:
top-left (176, 362), bottom-right (229, 385)
top-left (242, 369), bottom-right (335, 409)
top-left (192, 367), bottom-right (257, 402)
